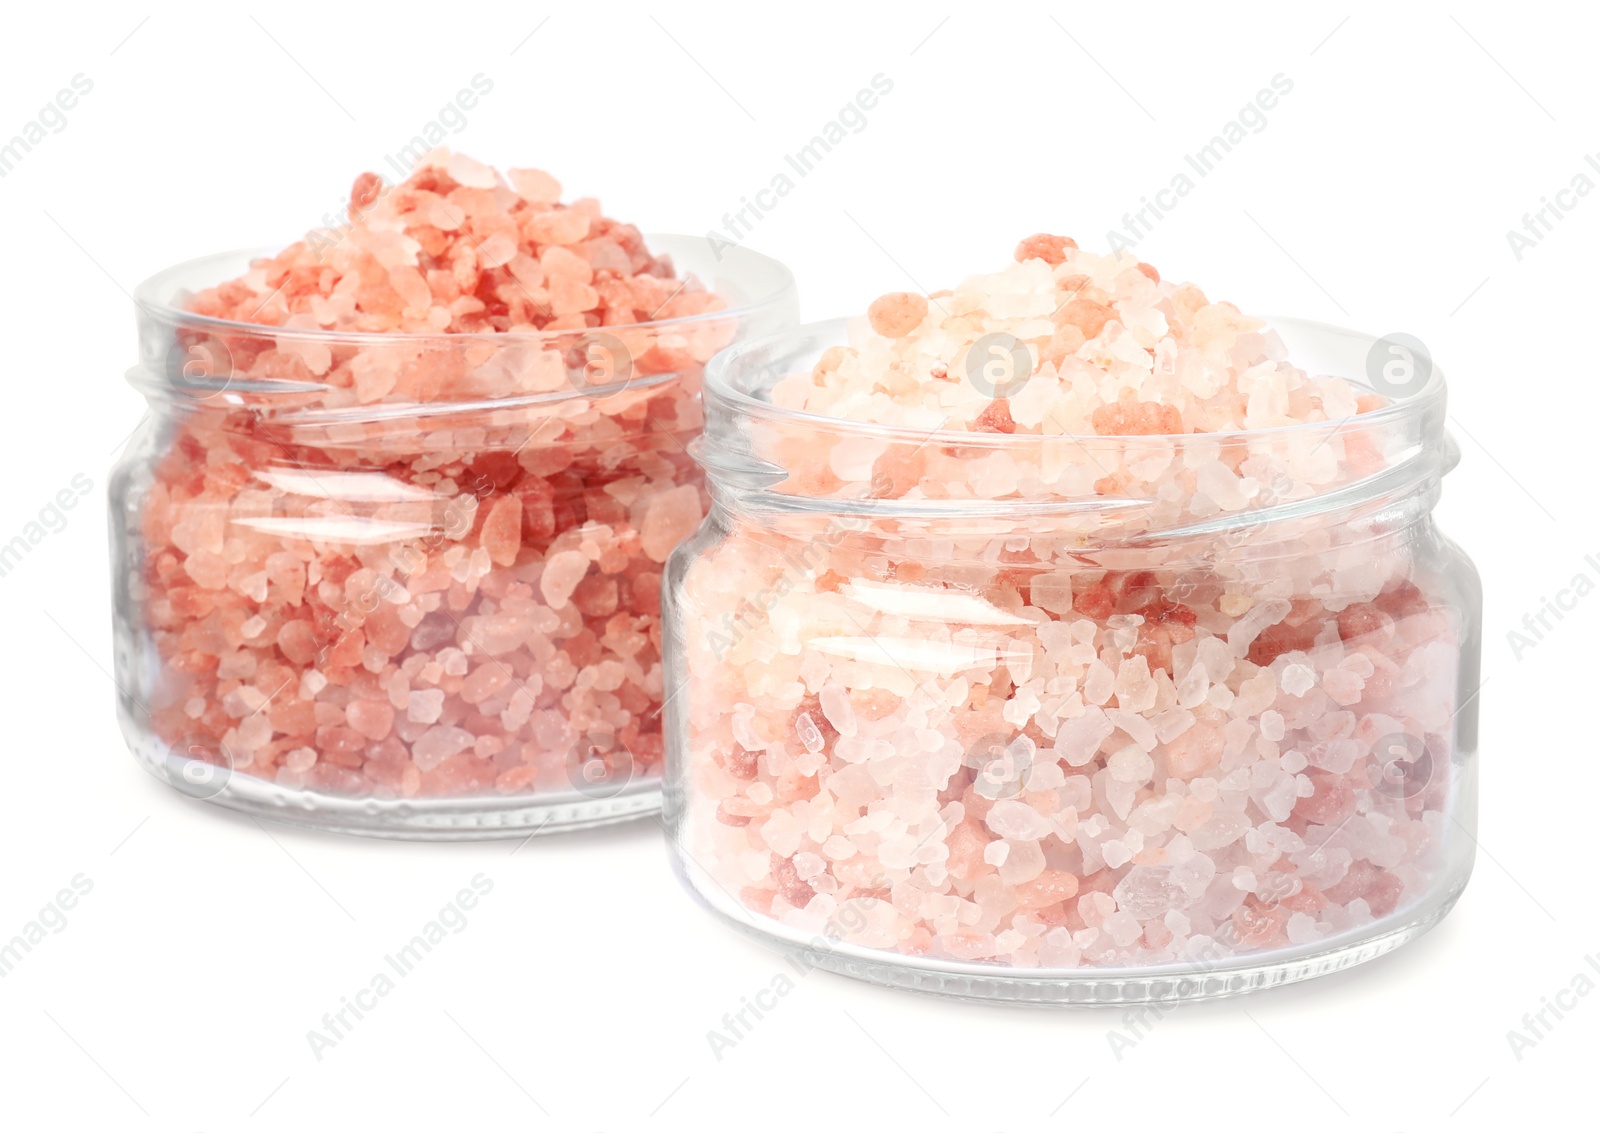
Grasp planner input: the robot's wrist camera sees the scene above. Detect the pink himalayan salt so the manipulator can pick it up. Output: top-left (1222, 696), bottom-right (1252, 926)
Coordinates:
top-left (142, 151), bottom-right (731, 799)
top-left (346, 698), bottom-right (394, 741)
top-left (539, 550), bottom-right (591, 610)
top-left (774, 234), bottom-right (1384, 439)
top-left (413, 725), bottom-right (475, 771)
top-left (479, 495), bottom-right (523, 568)
top-left (639, 485), bottom-right (705, 563)
top-left (866, 292), bottom-right (928, 339)
top-left (675, 239), bottom-right (1464, 969)
top-left (184, 148), bottom-right (724, 337)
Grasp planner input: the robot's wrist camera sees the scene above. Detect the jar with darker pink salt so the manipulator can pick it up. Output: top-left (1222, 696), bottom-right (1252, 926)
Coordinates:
top-left (662, 237), bottom-right (1480, 1002)
top-left (110, 151), bottom-right (796, 837)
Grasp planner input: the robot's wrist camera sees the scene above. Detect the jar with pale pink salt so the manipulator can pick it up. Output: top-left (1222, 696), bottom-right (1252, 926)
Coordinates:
top-left (110, 151), bottom-right (796, 837)
top-left (662, 237), bottom-right (1480, 1002)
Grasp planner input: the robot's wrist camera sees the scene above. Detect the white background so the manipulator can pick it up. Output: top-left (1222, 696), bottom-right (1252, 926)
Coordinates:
top-left (0, 1), bottom-right (1593, 1129)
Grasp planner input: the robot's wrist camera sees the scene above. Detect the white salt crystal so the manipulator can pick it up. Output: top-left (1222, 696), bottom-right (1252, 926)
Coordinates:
top-left (730, 711), bottom-right (762, 751)
top-left (1108, 745), bottom-right (1155, 784)
top-left (1030, 571), bottom-right (1075, 615)
top-left (1151, 707), bottom-right (1197, 744)
top-left (1175, 663), bottom-right (1210, 708)
top-left (407, 689), bottom-right (445, 724)
top-left (1104, 911), bottom-right (1143, 946)
top-left (1102, 839), bottom-right (1134, 869)
top-left (997, 839), bottom-right (1046, 884)
top-left (1280, 663), bottom-right (1316, 697)
top-left (1227, 598), bottom-right (1292, 653)
top-left (819, 685), bottom-right (857, 737)
top-left (985, 800), bottom-right (1053, 840)
top-left (795, 711), bottom-right (825, 753)
top-left (1286, 913), bottom-right (1323, 945)
top-left (1083, 661), bottom-right (1115, 705)
top-left (1107, 708), bottom-right (1158, 752)
top-left (1054, 706), bottom-right (1113, 767)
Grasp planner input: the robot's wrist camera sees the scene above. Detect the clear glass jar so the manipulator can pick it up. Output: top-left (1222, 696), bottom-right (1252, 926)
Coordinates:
top-left (112, 236), bottom-right (796, 838)
top-left (663, 317), bottom-right (1481, 1003)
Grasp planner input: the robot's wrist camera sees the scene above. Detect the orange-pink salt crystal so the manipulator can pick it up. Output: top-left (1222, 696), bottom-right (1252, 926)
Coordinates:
top-left (347, 699), bottom-right (395, 742)
top-left (539, 549), bottom-right (591, 609)
top-left (508, 167), bottom-right (562, 204)
top-left (1058, 297), bottom-right (1114, 340)
top-left (1091, 398), bottom-right (1185, 436)
top-left (350, 171), bottom-right (383, 213)
top-left (638, 485), bottom-right (703, 563)
top-left (479, 495), bottom-right (523, 567)
top-left (1013, 232), bottom-right (1078, 265)
top-left (866, 292), bottom-right (928, 339)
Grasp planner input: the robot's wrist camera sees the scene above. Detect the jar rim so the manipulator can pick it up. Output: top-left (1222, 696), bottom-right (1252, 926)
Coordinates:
top-left (132, 234), bottom-right (798, 349)
top-left (696, 315), bottom-right (1454, 535)
top-left (703, 315), bottom-right (1445, 449)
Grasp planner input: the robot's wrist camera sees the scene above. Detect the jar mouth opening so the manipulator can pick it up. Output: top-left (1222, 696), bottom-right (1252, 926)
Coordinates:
top-left (695, 316), bottom-right (1453, 533)
top-left (129, 235), bottom-right (797, 411)
top-left (703, 316), bottom-right (1445, 450)
top-left (133, 235), bottom-right (797, 348)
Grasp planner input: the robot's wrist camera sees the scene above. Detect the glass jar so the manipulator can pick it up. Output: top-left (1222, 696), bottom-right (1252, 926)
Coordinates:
top-left (112, 236), bottom-right (796, 838)
top-left (663, 317), bottom-right (1481, 1003)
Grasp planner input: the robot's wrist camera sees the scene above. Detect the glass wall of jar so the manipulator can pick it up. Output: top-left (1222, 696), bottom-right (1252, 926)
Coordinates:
top-left (112, 237), bottom-right (796, 838)
top-left (663, 318), bottom-right (1481, 1003)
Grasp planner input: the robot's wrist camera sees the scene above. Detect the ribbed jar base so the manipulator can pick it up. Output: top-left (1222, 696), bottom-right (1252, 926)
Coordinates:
top-left (671, 847), bottom-right (1468, 1005)
top-left (121, 718), bottom-right (660, 841)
